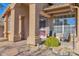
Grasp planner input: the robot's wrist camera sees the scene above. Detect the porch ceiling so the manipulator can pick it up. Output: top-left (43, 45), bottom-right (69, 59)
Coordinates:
top-left (41, 4), bottom-right (77, 18)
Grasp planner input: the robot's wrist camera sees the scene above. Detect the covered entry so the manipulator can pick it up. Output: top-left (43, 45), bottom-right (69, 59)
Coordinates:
top-left (40, 4), bottom-right (79, 40)
top-left (2, 3), bottom-right (38, 45)
top-left (2, 4), bottom-right (29, 42)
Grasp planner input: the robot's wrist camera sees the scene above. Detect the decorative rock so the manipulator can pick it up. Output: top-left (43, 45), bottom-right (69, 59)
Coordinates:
top-left (1, 48), bottom-right (18, 56)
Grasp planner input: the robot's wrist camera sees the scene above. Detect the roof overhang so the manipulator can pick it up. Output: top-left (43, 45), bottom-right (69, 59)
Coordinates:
top-left (2, 3), bottom-right (16, 18)
top-left (2, 7), bottom-right (11, 18)
top-left (2, 3), bottom-right (29, 18)
top-left (43, 4), bottom-right (71, 12)
top-left (40, 4), bottom-right (79, 18)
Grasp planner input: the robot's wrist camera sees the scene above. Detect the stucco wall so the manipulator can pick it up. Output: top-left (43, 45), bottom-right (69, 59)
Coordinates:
top-left (14, 4), bottom-right (29, 41)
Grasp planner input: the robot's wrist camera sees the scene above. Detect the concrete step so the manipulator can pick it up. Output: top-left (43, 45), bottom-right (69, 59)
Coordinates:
top-left (0, 37), bottom-right (7, 42)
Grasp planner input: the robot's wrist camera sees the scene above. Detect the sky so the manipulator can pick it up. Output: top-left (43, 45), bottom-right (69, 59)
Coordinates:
top-left (67, 18), bottom-right (76, 25)
top-left (0, 3), bottom-right (9, 15)
top-left (0, 3), bottom-right (76, 25)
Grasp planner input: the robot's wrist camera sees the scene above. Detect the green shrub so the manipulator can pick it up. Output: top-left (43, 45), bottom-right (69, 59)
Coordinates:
top-left (44, 36), bottom-right (60, 48)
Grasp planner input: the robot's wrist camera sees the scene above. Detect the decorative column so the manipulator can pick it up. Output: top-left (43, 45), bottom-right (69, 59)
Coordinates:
top-left (27, 4), bottom-right (36, 45)
top-left (19, 15), bottom-right (22, 40)
top-left (8, 9), bottom-right (15, 41)
top-left (4, 15), bottom-right (8, 39)
top-left (76, 8), bottom-right (79, 39)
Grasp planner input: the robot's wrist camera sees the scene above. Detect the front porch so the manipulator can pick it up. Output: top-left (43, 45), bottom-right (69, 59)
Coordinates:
top-left (2, 3), bottom-right (79, 46)
top-left (1, 3), bottom-right (79, 56)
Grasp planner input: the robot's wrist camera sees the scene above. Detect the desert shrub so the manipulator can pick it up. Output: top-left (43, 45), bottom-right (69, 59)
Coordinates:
top-left (44, 36), bottom-right (60, 48)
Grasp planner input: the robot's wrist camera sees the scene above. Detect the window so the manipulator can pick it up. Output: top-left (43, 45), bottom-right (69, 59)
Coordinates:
top-left (52, 18), bottom-right (76, 35)
top-left (53, 25), bottom-right (62, 33)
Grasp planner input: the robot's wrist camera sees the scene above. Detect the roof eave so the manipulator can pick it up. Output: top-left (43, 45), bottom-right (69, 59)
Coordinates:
top-left (1, 3), bottom-right (16, 18)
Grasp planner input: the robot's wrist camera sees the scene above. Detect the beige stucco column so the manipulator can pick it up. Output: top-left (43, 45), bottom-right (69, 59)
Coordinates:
top-left (8, 9), bottom-right (15, 41)
top-left (18, 15), bottom-right (22, 40)
top-left (4, 15), bottom-right (8, 39)
top-left (27, 4), bottom-right (36, 45)
top-left (76, 8), bottom-right (79, 39)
